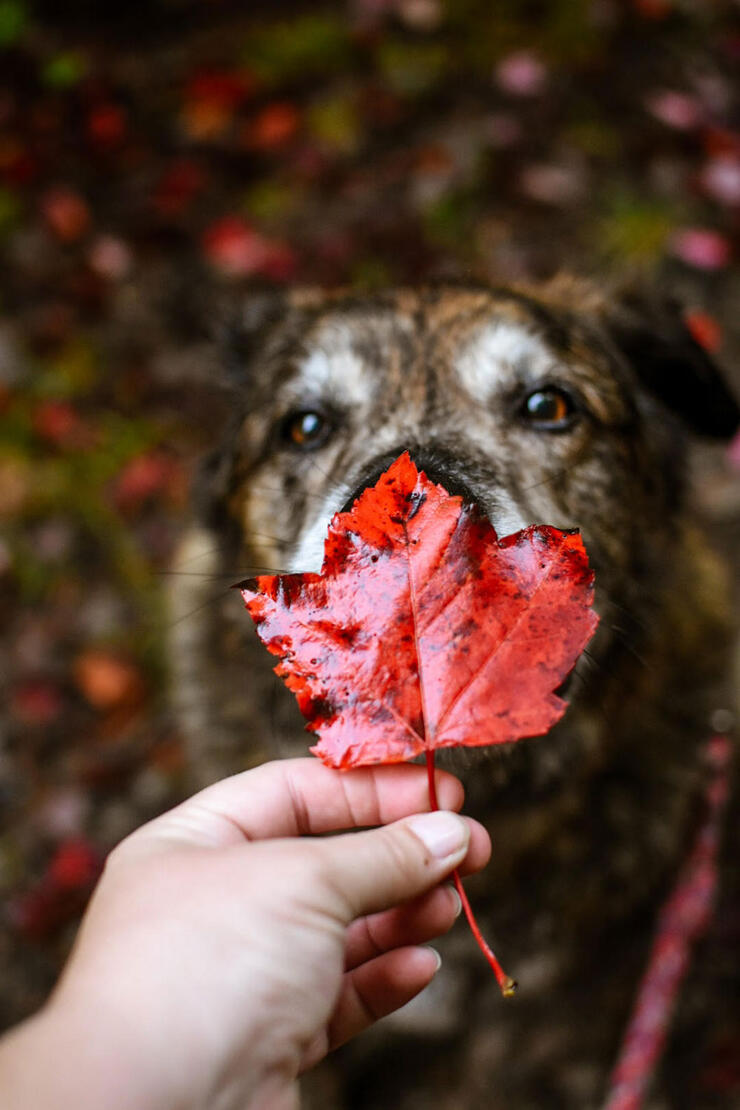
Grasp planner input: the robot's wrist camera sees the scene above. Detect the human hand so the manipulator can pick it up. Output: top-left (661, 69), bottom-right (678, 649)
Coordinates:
top-left (1, 759), bottom-right (490, 1110)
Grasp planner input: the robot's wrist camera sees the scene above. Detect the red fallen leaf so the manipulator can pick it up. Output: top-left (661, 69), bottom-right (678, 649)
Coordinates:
top-left (702, 126), bottom-right (740, 160)
top-left (202, 216), bottom-right (296, 280)
top-left (48, 838), bottom-right (101, 890)
top-left (182, 69), bottom-right (255, 141)
top-left (32, 400), bottom-right (94, 450)
top-left (258, 240), bottom-right (298, 283)
top-left (202, 217), bottom-right (266, 275)
top-left (10, 679), bottom-right (64, 726)
top-left (9, 840), bottom-right (101, 942)
top-left (112, 450), bottom-right (186, 513)
top-left (185, 69), bottom-right (255, 110)
top-left (685, 310), bottom-right (722, 354)
top-left (73, 649), bottom-right (145, 711)
top-left (0, 137), bottom-right (38, 186)
top-left (669, 228), bottom-right (731, 270)
top-left (153, 160), bottom-right (207, 218)
top-left (9, 886), bottom-right (81, 942)
top-left (241, 452), bottom-right (598, 991)
top-left (40, 187), bottom-right (91, 242)
top-left (87, 102), bottom-right (127, 147)
top-left (244, 102), bottom-right (301, 150)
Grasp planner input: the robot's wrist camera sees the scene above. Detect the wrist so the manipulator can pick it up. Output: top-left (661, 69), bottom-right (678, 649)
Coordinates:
top-left (0, 996), bottom-right (178, 1110)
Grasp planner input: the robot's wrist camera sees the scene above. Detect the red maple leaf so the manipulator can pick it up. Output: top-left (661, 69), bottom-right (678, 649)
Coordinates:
top-left (241, 451), bottom-right (599, 992)
top-left (242, 451), bottom-right (598, 767)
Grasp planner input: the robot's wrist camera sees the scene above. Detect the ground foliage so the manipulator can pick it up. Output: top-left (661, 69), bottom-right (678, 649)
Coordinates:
top-left (0, 0), bottom-right (739, 1030)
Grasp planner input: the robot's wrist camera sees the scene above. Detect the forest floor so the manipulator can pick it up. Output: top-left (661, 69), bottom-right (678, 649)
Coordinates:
top-left (1, 0), bottom-right (739, 1027)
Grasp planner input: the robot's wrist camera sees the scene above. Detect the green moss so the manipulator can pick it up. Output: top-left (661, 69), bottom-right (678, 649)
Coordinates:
top-left (308, 93), bottom-right (360, 154)
top-left (0, 0), bottom-right (27, 46)
top-left (243, 180), bottom-right (301, 226)
top-left (42, 51), bottom-right (88, 88)
top-left (594, 191), bottom-right (678, 264)
top-left (376, 40), bottom-right (450, 97)
top-left (244, 14), bottom-right (351, 85)
top-left (350, 257), bottom-right (394, 290)
top-left (0, 187), bottom-right (21, 237)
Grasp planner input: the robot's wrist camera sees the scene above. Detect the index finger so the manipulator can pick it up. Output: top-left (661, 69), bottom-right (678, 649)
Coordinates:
top-left (144, 758), bottom-right (465, 847)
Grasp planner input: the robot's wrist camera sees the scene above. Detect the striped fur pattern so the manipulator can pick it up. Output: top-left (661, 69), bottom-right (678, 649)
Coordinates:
top-left (169, 280), bottom-right (739, 1109)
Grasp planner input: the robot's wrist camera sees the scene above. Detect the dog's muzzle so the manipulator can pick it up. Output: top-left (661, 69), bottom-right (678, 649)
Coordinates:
top-left (340, 445), bottom-right (485, 516)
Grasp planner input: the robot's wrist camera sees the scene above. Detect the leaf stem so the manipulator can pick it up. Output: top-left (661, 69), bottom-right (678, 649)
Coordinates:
top-left (425, 750), bottom-right (517, 999)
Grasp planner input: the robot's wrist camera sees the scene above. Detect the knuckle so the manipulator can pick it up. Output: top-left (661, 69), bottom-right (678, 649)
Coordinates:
top-left (379, 824), bottom-right (428, 887)
top-left (308, 845), bottom-right (355, 919)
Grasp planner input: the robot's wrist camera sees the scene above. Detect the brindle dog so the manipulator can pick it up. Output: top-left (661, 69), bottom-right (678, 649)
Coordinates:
top-left (170, 279), bottom-right (739, 1110)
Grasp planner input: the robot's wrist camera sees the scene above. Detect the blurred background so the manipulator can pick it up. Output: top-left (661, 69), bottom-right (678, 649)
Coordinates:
top-left (1, 0), bottom-right (739, 1031)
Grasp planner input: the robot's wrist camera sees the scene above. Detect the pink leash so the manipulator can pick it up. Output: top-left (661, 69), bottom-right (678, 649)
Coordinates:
top-left (602, 733), bottom-right (733, 1110)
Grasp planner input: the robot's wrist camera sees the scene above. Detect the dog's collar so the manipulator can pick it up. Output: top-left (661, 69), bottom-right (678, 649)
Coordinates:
top-left (602, 732), bottom-right (733, 1110)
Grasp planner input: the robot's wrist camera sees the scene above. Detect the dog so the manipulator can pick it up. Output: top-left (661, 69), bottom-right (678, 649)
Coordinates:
top-left (169, 278), bottom-right (739, 1109)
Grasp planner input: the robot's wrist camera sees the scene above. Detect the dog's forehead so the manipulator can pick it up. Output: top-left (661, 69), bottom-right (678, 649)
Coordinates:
top-left (291, 291), bottom-right (560, 398)
top-left (290, 318), bottom-right (379, 406)
top-left (454, 320), bottom-right (555, 397)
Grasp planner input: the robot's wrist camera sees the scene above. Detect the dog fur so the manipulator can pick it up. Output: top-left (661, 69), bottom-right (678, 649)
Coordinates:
top-left (169, 279), bottom-right (740, 1109)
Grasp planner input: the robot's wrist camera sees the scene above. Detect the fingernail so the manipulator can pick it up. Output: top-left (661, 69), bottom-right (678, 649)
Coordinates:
top-left (406, 812), bottom-right (469, 860)
top-left (428, 946), bottom-right (442, 973)
top-left (445, 883), bottom-right (463, 918)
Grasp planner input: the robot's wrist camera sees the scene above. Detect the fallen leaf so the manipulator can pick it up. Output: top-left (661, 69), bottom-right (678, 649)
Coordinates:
top-left (185, 69), bottom-right (255, 110)
top-left (73, 649), bottom-right (144, 711)
top-left (181, 69), bottom-right (255, 141)
top-left (700, 156), bottom-right (740, 207)
top-left (669, 228), bottom-right (731, 270)
top-left (112, 450), bottom-right (185, 513)
top-left (519, 162), bottom-right (586, 206)
top-left (32, 400), bottom-right (93, 450)
top-left (202, 216), bottom-right (296, 280)
top-left (201, 216), bottom-right (267, 275)
top-left (87, 235), bottom-right (132, 280)
top-left (244, 102), bottom-right (301, 150)
top-left (494, 51), bottom-right (548, 97)
top-left (685, 310), bottom-right (722, 354)
top-left (153, 160), bottom-right (207, 218)
top-left (644, 90), bottom-right (701, 130)
top-left (9, 839), bottom-right (101, 942)
top-left (10, 679), bottom-right (64, 726)
top-left (87, 103), bottom-right (127, 148)
top-left (47, 838), bottom-right (101, 890)
top-left (40, 187), bottom-right (91, 242)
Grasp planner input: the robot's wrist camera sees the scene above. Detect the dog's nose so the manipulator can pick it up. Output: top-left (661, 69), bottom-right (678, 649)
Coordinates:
top-left (340, 446), bottom-right (482, 514)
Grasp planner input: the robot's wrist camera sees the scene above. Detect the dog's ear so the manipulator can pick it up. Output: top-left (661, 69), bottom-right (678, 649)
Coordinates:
top-left (218, 289), bottom-right (290, 381)
top-left (600, 290), bottom-right (740, 439)
top-left (218, 287), bottom-right (332, 382)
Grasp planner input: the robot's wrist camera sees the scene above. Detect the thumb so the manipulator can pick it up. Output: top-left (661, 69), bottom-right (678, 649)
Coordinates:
top-left (312, 811), bottom-right (471, 923)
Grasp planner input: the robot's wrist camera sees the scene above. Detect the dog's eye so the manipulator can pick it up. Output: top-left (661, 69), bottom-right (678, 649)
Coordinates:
top-left (521, 387), bottom-right (576, 430)
top-left (282, 410), bottom-right (331, 449)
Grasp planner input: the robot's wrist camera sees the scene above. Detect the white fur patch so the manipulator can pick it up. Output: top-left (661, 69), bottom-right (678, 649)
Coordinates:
top-left (287, 467), bottom-right (529, 572)
top-left (288, 493), bottom-right (342, 572)
top-left (294, 323), bottom-right (374, 407)
top-left (286, 425), bottom-right (428, 573)
top-left (456, 321), bottom-right (552, 399)
top-left (486, 494), bottom-right (530, 537)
